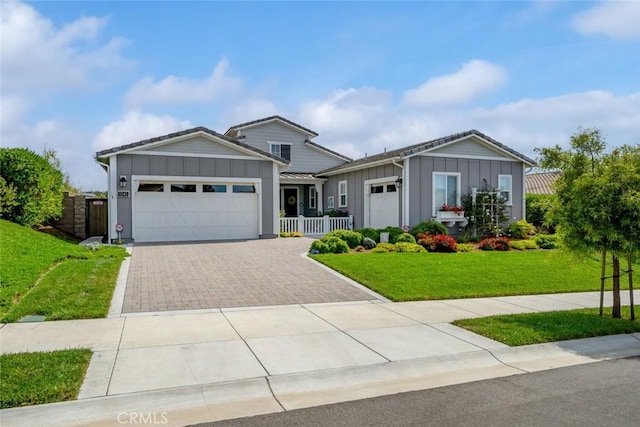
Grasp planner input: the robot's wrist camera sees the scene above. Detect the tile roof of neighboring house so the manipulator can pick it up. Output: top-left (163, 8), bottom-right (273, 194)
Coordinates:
top-left (526, 171), bottom-right (561, 194)
top-left (94, 126), bottom-right (289, 164)
top-left (225, 115), bottom-right (319, 137)
top-left (317, 129), bottom-right (536, 176)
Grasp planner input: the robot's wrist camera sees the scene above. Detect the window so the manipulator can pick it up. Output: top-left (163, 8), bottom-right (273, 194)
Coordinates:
top-left (371, 185), bottom-right (384, 194)
top-left (338, 180), bottom-right (347, 207)
top-left (203, 184), bottom-right (227, 193)
top-left (232, 185), bottom-right (256, 193)
top-left (170, 184), bottom-right (196, 192)
top-left (386, 184), bottom-right (397, 193)
top-left (327, 196), bottom-right (335, 209)
top-left (269, 143), bottom-right (291, 161)
top-left (498, 175), bottom-right (513, 205)
top-left (138, 183), bottom-right (164, 192)
top-left (433, 172), bottom-right (460, 212)
top-left (309, 187), bottom-right (316, 209)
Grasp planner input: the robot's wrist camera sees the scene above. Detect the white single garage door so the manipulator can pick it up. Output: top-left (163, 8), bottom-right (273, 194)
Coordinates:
top-left (368, 182), bottom-right (399, 229)
top-left (133, 181), bottom-right (259, 243)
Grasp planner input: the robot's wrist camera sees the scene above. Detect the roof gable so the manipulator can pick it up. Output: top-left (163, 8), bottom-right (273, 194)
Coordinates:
top-left (95, 126), bottom-right (288, 164)
top-left (225, 115), bottom-right (318, 138)
top-left (317, 130), bottom-right (536, 176)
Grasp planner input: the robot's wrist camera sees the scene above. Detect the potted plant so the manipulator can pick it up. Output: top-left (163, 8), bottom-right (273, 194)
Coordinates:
top-left (438, 204), bottom-right (464, 218)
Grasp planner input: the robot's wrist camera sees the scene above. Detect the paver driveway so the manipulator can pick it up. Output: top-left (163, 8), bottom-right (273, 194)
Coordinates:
top-left (122, 238), bottom-right (381, 313)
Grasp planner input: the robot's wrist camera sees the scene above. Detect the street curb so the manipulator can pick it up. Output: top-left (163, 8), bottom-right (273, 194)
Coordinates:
top-left (107, 245), bottom-right (133, 318)
top-left (2, 334), bottom-right (639, 427)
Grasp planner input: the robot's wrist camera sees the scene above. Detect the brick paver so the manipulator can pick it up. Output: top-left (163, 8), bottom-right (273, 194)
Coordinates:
top-left (122, 238), bottom-right (378, 312)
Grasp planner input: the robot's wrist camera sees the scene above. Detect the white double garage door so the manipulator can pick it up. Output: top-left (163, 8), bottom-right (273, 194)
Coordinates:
top-left (132, 179), bottom-right (260, 243)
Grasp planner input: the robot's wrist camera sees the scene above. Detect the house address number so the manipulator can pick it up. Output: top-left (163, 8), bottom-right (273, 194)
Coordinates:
top-left (117, 190), bottom-right (130, 198)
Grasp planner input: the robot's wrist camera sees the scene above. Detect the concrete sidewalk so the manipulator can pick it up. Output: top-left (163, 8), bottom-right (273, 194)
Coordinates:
top-left (1, 290), bottom-right (639, 427)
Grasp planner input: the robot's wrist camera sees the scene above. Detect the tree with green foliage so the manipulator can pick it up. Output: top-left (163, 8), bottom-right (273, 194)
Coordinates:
top-left (536, 128), bottom-right (639, 319)
top-left (0, 148), bottom-right (65, 227)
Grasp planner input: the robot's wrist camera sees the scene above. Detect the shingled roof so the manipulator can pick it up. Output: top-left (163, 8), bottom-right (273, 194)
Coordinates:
top-left (94, 126), bottom-right (288, 164)
top-left (526, 171), bottom-right (561, 194)
top-left (225, 115), bottom-right (318, 138)
top-left (317, 129), bottom-right (536, 176)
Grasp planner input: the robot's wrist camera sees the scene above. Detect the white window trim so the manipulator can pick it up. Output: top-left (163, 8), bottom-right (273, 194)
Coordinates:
top-left (432, 172), bottom-right (461, 217)
top-left (267, 141), bottom-right (292, 161)
top-left (309, 186), bottom-right (316, 209)
top-left (498, 174), bottom-right (513, 206)
top-left (338, 180), bottom-right (348, 208)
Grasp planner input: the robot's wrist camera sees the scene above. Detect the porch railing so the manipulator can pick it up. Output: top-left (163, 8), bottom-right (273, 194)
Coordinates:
top-left (280, 215), bottom-right (354, 235)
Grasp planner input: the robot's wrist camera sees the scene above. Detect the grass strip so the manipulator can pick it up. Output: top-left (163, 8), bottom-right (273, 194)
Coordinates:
top-left (0, 349), bottom-right (92, 408)
top-left (453, 306), bottom-right (640, 346)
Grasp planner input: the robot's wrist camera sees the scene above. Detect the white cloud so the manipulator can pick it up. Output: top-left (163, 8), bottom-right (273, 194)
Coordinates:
top-left (0, 0), bottom-right (131, 92)
top-left (403, 60), bottom-right (507, 107)
top-left (571, 1), bottom-right (640, 40)
top-left (299, 87), bottom-right (392, 135)
top-left (93, 110), bottom-right (193, 151)
top-left (125, 58), bottom-right (243, 107)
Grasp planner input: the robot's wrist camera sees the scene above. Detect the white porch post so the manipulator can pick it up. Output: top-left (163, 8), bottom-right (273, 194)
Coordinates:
top-left (315, 183), bottom-right (323, 214)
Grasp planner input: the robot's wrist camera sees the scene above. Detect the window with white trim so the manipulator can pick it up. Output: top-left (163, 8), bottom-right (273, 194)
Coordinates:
top-left (269, 143), bottom-right (291, 161)
top-left (309, 186), bottom-right (316, 209)
top-left (433, 172), bottom-right (460, 213)
top-left (498, 174), bottom-right (512, 205)
top-left (338, 180), bottom-right (347, 207)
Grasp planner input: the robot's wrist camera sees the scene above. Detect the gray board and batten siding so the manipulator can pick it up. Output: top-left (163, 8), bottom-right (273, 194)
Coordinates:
top-left (115, 154), bottom-right (276, 240)
top-left (323, 163), bottom-right (403, 229)
top-left (406, 155), bottom-right (524, 225)
top-left (239, 121), bottom-right (347, 173)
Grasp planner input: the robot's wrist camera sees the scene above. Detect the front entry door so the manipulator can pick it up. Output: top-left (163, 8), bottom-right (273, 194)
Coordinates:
top-left (284, 188), bottom-right (298, 217)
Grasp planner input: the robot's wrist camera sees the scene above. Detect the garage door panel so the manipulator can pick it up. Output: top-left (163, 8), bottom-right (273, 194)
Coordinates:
top-left (133, 181), bottom-right (259, 243)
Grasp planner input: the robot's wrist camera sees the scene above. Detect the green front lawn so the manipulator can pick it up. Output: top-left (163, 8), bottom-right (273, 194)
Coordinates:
top-left (0, 349), bottom-right (93, 408)
top-left (0, 219), bottom-right (127, 321)
top-left (311, 251), bottom-right (609, 301)
top-left (453, 306), bottom-right (640, 346)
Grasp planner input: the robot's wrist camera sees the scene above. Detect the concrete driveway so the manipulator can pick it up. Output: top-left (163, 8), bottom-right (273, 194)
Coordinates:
top-left (122, 238), bottom-right (382, 313)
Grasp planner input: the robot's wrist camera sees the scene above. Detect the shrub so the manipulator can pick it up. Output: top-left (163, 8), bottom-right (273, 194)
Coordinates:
top-left (376, 243), bottom-right (397, 252)
top-left (534, 234), bottom-right (560, 249)
top-left (526, 193), bottom-right (556, 230)
top-left (479, 237), bottom-right (511, 251)
top-left (395, 233), bottom-right (416, 244)
top-left (321, 236), bottom-right (350, 253)
top-left (355, 227), bottom-right (380, 243)
top-left (378, 226), bottom-right (404, 243)
top-left (416, 233), bottom-right (458, 252)
top-left (325, 230), bottom-right (363, 249)
top-left (457, 243), bottom-right (476, 252)
top-left (410, 221), bottom-right (447, 237)
top-left (509, 239), bottom-right (539, 250)
top-left (394, 242), bottom-right (426, 253)
top-left (309, 240), bottom-right (329, 254)
top-left (371, 246), bottom-right (390, 253)
top-left (508, 220), bottom-right (536, 239)
top-left (0, 148), bottom-right (65, 226)
top-left (290, 231), bottom-right (303, 237)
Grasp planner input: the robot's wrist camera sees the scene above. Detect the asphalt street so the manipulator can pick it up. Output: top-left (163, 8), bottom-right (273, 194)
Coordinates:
top-left (198, 356), bottom-right (640, 427)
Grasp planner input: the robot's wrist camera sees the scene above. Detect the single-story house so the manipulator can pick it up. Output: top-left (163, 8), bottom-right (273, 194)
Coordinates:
top-left (96, 116), bottom-right (535, 243)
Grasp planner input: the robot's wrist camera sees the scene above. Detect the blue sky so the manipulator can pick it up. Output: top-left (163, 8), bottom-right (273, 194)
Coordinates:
top-left (2, 0), bottom-right (639, 190)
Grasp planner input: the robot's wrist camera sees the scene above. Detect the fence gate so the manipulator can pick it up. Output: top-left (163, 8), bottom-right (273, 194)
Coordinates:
top-left (86, 199), bottom-right (108, 237)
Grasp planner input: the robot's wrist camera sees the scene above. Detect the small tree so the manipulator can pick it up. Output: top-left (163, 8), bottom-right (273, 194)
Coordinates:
top-left (0, 148), bottom-right (65, 227)
top-left (536, 128), bottom-right (639, 319)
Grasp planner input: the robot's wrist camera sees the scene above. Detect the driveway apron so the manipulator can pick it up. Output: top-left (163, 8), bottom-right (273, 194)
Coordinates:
top-left (122, 238), bottom-right (377, 313)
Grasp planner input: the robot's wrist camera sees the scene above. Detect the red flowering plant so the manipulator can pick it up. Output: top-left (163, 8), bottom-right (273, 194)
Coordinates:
top-left (439, 204), bottom-right (464, 215)
top-left (416, 232), bottom-right (458, 253)
top-left (478, 236), bottom-right (510, 251)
